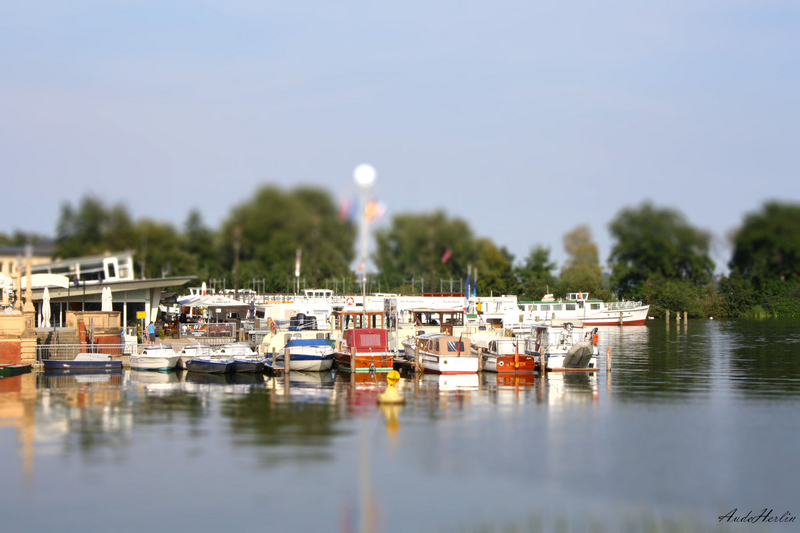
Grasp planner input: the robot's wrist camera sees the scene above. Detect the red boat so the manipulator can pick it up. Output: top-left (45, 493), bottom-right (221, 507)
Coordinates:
top-left (334, 328), bottom-right (394, 374)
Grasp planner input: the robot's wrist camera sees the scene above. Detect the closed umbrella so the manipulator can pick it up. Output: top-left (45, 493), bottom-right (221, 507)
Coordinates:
top-left (42, 287), bottom-right (51, 327)
top-left (102, 286), bottom-right (113, 312)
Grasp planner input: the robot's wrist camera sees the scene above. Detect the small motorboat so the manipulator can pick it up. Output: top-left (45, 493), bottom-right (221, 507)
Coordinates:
top-left (130, 344), bottom-right (180, 371)
top-left (215, 343), bottom-right (266, 373)
top-left (43, 353), bottom-right (123, 370)
top-left (0, 364), bottom-right (32, 377)
top-left (185, 357), bottom-right (234, 374)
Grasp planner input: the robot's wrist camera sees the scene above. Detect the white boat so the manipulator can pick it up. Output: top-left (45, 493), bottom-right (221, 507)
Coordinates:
top-left (526, 320), bottom-right (599, 371)
top-left (175, 344), bottom-right (216, 369)
top-left (402, 333), bottom-right (478, 375)
top-left (130, 344), bottom-right (179, 371)
top-left (273, 338), bottom-right (335, 372)
top-left (517, 293), bottom-right (650, 328)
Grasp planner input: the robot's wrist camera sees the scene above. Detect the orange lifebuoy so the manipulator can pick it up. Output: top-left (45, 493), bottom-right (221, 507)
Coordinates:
top-left (346, 297), bottom-right (355, 306)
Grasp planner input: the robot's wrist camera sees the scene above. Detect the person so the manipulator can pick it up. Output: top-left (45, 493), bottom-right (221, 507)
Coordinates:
top-left (146, 321), bottom-right (156, 344)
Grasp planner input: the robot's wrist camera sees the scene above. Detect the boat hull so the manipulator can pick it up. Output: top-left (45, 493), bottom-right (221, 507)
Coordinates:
top-left (130, 356), bottom-right (179, 371)
top-left (334, 352), bottom-right (394, 373)
top-left (482, 353), bottom-right (537, 373)
top-left (233, 360), bottom-right (266, 373)
top-left (419, 353), bottom-right (479, 375)
top-left (43, 360), bottom-right (122, 370)
top-left (0, 364), bottom-right (32, 377)
top-left (186, 359), bottom-right (234, 373)
top-left (275, 355), bottom-right (334, 372)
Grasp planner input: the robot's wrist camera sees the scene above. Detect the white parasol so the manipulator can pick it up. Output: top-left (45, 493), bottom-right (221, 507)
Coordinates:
top-left (102, 286), bottom-right (113, 312)
top-left (41, 286), bottom-right (51, 327)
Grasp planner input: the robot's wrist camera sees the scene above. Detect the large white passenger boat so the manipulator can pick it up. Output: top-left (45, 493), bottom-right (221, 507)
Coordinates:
top-left (518, 293), bottom-right (650, 327)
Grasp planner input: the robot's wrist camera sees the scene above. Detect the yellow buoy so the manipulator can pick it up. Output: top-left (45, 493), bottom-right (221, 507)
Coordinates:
top-left (377, 370), bottom-right (405, 404)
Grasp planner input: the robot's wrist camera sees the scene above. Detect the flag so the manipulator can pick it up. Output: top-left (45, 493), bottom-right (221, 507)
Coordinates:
top-left (465, 272), bottom-right (470, 302)
top-left (338, 196), bottom-right (350, 222)
top-left (441, 248), bottom-right (452, 264)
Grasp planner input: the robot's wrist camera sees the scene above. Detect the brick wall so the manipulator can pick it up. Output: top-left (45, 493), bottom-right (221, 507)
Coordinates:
top-left (94, 335), bottom-right (122, 355)
top-left (0, 340), bottom-right (22, 364)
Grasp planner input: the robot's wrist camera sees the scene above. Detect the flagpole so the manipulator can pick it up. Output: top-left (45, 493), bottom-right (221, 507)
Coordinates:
top-left (354, 164), bottom-right (376, 328)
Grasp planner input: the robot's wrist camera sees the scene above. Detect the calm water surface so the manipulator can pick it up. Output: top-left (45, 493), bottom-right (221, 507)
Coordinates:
top-left (2, 319), bottom-right (799, 532)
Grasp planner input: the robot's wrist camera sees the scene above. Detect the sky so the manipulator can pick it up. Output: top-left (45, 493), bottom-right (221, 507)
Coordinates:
top-left (1, 0), bottom-right (798, 275)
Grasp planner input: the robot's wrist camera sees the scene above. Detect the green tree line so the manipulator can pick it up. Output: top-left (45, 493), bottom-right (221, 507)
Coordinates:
top-left (5, 186), bottom-right (799, 318)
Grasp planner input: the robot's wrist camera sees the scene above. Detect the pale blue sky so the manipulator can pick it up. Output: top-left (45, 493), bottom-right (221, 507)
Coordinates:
top-left (2, 1), bottom-right (797, 273)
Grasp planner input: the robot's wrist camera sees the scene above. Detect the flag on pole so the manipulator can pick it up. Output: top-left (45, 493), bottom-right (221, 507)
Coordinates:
top-left (441, 248), bottom-right (452, 264)
top-left (295, 248), bottom-right (302, 277)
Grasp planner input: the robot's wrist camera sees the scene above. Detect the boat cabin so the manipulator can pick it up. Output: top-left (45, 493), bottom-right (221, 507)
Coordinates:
top-left (417, 334), bottom-right (471, 355)
top-left (407, 308), bottom-right (464, 336)
top-left (343, 328), bottom-right (389, 352)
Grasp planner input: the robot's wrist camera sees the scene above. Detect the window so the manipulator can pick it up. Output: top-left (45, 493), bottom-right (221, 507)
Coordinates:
top-left (540, 305), bottom-right (550, 311)
top-left (591, 303), bottom-right (601, 310)
top-left (553, 304), bottom-right (563, 311)
top-left (447, 341), bottom-right (465, 353)
top-left (566, 304), bottom-right (576, 311)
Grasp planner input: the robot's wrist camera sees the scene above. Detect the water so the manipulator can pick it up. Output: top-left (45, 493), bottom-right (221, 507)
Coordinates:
top-left (2, 320), bottom-right (799, 532)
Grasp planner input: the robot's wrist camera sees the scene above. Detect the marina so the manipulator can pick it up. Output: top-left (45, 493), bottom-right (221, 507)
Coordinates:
top-left (1, 319), bottom-right (799, 532)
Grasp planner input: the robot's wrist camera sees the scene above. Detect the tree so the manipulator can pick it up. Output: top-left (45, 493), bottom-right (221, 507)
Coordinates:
top-left (560, 225), bottom-right (604, 295)
top-left (473, 239), bottom-right (516, 296)
top-left (134, 219), bottom-right (196, 279)
top-left (219, 185), bottom-right (355, 291)
top-left (183, 210), bottom-right (222, 281)
top-left (729, 201), bottom-right (800, 286)
top-left (608, 202), bottom-right (714, 297)
top-left (373, 211), bottom-right (478, 292)
top-left (55, 196), bottom-right (137, 258)
top-left (516, 245), bottom-right (557, 300)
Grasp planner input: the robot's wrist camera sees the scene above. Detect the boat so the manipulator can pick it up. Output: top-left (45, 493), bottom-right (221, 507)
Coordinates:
top-left (0, 364), bottom-right (32, 377)
top-left (42, 353), bottom-right (123, 370)
top-left (517, 293), bottom-right (650, 327)
top-left (480, 338), bottom-right (537, 373)
top-left (401, 333), bottom-right (478, 375)
top-left (130, 344), bottom-right (180, 371)
top-left (526, 320), bottom-right (599, 371)
top-left (216, 343), bottom-right (267, 373)
top-left (175, 344), bottom-right (216, 369)
top-left (185, 356), bottom-right (234, 374)
top-left (273, 338), bottom-right (335, 372)
top-left (334, 328), bottom-right (394, 373)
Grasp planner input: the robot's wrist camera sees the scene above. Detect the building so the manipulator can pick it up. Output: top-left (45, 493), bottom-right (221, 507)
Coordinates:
top-left (28, 251), bottom-right (195, 326)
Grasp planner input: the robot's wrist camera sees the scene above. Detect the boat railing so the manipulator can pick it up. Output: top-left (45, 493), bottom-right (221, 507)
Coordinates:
top-left (179, 322), bottom-right (237, 340)
top-left (37, 343), bottom-right (131, 361)
top-left (607, 300), bottom-right (643, 310)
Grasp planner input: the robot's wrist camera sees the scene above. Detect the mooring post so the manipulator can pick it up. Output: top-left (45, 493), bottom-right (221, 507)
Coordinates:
top-left (619, 311), bottom-right (623, 326)
top-left (666, 310), bottom-right (670, 323)
top-left (539, 346), bottom-right (546, 375)
top-left (414, 344), bottom-right (420, 374)
top-left (350, 346), bottom-right (356, 374)
top-left (684, 311), bottom-right (688, 323)
top-left (606, 346), bottom-right (612, 372)
top-left (477, 347), bottom-right (483, 373)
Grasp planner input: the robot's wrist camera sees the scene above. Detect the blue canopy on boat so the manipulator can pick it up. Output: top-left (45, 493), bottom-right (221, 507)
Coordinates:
top-left (284, 338), bottom-right (330, 348)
